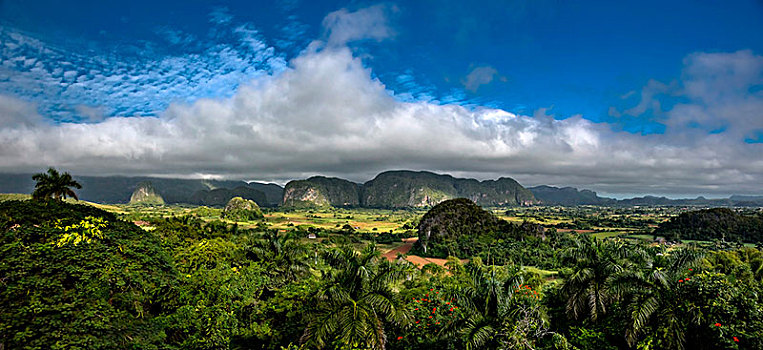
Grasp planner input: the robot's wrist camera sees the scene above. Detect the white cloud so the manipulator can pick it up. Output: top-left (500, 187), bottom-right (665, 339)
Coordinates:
top-left (322, 4), bottom-right (395, 47)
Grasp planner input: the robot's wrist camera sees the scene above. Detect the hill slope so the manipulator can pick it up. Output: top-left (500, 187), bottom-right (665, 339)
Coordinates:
top-left (412, 198), bottom-right (545, 258)
top-left (653, 208), bottom-right (763, 243)
top-left (0, 200), bottom-right (175, 348)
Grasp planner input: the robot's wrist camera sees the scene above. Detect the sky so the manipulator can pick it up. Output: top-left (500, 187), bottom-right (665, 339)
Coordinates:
top-left (1, 0), bottom-right (762, 197)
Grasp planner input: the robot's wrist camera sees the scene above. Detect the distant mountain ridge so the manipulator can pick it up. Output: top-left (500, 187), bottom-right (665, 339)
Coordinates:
top-left (2, 172), bottom-right (762, 207)
top-left (0, 173), bottom-right (283, 206)
top-left (529, 186), bottom-right (763, 207)
top-left (282, 170), bottom-right (538, 208)
top-left (528, 185), bottom-right (615, 206)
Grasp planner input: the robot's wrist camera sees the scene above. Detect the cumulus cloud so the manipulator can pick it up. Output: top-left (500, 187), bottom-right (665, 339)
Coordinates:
top-left (462, 65), bottom-right (501, 92)
top-left (322, 4), bottom-right (395, 47)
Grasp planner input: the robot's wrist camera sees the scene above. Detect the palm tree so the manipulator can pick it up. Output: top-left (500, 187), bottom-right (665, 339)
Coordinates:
top-left (456, 264), bottom-right (525, 350)
top-left (31, 167), bottom-right (82, 201)
top-left (560, 235), bottom-right (629, 322)
top-left (301, 244), bottom-right (408, 349)
top-left (617, 248), bottom-right (704, 349)
top-left (245, 230), bottom-right (311, 285)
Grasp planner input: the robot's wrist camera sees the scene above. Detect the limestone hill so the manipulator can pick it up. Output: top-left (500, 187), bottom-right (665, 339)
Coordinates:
top-left (129, 182), bottom-right (165, 205)
top-left (222, 197), bottom-right (263, 221)
top-left (412, 198), bottom-right (545, 258)
top-left (280, 170), bottom-right (537, 208)
top-left (282, 176), bottom-right (361, 208)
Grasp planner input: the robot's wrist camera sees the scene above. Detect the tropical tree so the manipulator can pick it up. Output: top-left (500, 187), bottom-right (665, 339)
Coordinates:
top-left (301, 244), bottom-right (408, 349)
top-left (560, 235), bottom-right (629, 322)
top-left (245, 230), bottom-right (312, 286)
top-left (31, 167), bottom-right (82, 201)
top-left (616, 247), bottom-right (704, 349)
top-left (454, 263), bottom-right (551, 350)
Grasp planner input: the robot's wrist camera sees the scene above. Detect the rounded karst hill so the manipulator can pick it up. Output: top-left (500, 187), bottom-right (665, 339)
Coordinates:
top-left (416, 198), bottom-right (504, 253)
top-left (222, 196), bottom-right (263, 221)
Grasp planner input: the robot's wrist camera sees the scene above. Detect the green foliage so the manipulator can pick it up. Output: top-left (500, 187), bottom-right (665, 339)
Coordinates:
top-left (655, 208), bottom-right (763, 243)
top-left (0, 193), bottom-right (30, 201)
top-left (0, 200), bottom-right (175, 349)
top-left (3, 200), bottom-right (763, 350)
top-left (301, 245), bottom-right (408, 349)
top-left (222, 197), bottom-right (264, 221)
top-left (54, 216), bottom-right (107, 247)
top-left (413, 198), bottom-right (545, 259)
top-left (567, 327), bottom-right (617, 350)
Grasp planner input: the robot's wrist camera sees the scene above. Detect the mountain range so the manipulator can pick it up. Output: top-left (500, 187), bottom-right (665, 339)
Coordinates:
top-left (283, 171), bottom-right (537, 208)
top-left (1, 171), bottom-right (762, 207)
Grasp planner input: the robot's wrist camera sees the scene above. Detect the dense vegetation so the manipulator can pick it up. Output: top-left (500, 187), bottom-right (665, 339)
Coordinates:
top-left (222, 197), bottom-right (264, 221)
top-left (2, 198), bottom-right (763, 349)
top-left (654, 208), bottom-right (763, 243)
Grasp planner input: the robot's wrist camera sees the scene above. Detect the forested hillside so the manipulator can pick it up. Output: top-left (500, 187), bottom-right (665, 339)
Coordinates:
top-left (654, 208), bottom-right (763, 243)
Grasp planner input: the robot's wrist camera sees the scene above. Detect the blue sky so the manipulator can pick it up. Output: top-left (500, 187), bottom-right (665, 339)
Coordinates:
top-left (1, 0), bottom-right (762, 196)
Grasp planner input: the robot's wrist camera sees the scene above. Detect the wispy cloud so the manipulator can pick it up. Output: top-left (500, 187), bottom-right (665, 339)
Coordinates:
top-left (321, 4), bottom-right (396, 47)
top-left (462, 65), bottom-right (507, 92)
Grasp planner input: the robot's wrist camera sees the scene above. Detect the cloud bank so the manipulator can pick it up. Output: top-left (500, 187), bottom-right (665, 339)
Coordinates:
top-left (0, 7), bottom-right (761, 197)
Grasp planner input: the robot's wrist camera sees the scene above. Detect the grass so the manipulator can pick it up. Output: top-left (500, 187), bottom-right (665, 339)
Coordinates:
top-left (523, 266), bottom-right (559, 279)
top-left (624, 234), bottom-right (659, 241)
top-left (261, 208), bottom-right (420, 233)
top-left (589, 231), bottom-right (628, 240)
top-left (0, 193), bottom-right (30, 201)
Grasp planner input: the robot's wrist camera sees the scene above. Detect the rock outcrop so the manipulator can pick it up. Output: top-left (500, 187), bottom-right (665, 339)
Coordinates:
top-left (129, 182), bottom-right (165, 205)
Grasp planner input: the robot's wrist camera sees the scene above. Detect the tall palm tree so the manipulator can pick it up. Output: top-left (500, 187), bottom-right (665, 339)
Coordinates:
top-left (617, 248), bottom-right (704, 349)
top-left (301, 244), bottom-right (408, 349)
top-left (560, 235), bottom-right (629, 322)
top-left (31, 167), bottom-right (82, 201)
top-left (456, 264), bottom-right (525, 350)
